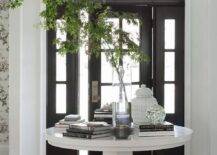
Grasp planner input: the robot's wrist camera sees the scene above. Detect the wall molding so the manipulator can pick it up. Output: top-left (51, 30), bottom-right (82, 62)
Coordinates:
top-left (184, 0), bottom-right (191, 155)
top-left (9, 0), bottom-right (46, 155)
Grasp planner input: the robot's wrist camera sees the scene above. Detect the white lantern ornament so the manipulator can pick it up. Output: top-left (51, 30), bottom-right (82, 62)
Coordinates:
top-left (131, 85), bottom-right (166, 125)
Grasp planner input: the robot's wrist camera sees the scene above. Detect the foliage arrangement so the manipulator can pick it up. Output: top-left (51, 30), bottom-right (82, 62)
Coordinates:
top-left (5, 0), bottom-right (150, 104)
top-left (41, 0), bottom-right (148, 59)
top-left (39, 0), bottom-right (151, 103)
top-left (5, 0), bottom-right (149, 66)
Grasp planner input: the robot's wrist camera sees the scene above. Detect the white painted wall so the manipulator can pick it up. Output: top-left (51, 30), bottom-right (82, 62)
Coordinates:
top-left (189, 0), bottom-right (217, 155)
top-left (207, 1), bottom-right (217, 155)
top-left (0, 145), bottom-right (9, 155)
top-left (9, 0), bottom-right (46, 155)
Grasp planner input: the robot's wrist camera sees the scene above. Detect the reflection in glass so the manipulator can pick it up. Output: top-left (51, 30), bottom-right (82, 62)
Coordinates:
top-left (164, 84), bottom-right (175, 114)
top-left (56, 53), bottom-right (66, 81)
top-left (56, 84), bottom-right (66, 114)
top-left (165, 19), bottom-right (175, 49)
top-left (164, 52), bottom-right (175, 81)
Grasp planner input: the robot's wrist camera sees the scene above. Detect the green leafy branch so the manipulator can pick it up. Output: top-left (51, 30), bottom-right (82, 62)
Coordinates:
top-left (5, 0), bottom-right (149, 65)
top-left (39, 0), bottom-right (148, 61)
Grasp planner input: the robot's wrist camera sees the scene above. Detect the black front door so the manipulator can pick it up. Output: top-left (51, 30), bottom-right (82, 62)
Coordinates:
top-left (46, 3), bottom-right (184, 155)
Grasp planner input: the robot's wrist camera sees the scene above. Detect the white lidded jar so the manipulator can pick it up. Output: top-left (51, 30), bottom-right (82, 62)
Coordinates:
top-left (131, 85), bottom-right (164, 125)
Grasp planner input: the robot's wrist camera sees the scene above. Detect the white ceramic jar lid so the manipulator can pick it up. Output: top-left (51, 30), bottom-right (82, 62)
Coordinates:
top-left (135, 84), bottom-right (153, 98)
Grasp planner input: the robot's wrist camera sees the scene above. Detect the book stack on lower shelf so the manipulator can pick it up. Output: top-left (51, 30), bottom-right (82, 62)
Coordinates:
top-left (63, 122), bottom-right (112, 139)
top-left (55, 115), bottom-right (84, 129)
top-left (138, 122), bottom-right (174, 137)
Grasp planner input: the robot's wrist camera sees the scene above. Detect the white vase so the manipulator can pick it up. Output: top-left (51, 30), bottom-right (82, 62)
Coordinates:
top-left (131, 85), bottom-right (165, 125)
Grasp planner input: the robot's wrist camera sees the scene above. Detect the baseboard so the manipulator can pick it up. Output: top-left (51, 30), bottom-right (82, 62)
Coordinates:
top-left (0, 144), bottom-right (9, 155)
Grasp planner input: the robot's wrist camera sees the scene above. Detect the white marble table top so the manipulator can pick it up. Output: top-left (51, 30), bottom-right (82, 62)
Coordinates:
top-left (46, 126), bottom-right (193, 152)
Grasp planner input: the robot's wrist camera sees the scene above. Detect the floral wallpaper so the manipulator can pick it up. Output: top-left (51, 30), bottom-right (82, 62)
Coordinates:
top-left (0, 8), bottom-right (9, 144)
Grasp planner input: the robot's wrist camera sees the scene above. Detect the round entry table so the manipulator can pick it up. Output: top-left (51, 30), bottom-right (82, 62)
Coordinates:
top-left (46, 126), bottom-right (193, 155)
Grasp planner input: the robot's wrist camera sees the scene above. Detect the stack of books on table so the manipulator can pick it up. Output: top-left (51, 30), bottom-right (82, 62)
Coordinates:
top-left (138, 122), bottom-right (174, 137)
top-left (55, 115), bottom-right (84, 129)
top-left (94, 109), bottom-right (112, 124)
top-left (63, 122), bottom-right (112, 139)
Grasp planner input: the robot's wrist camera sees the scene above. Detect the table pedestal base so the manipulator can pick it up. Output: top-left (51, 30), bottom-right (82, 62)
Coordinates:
top-left (103, 151), bottom-right (132, 155)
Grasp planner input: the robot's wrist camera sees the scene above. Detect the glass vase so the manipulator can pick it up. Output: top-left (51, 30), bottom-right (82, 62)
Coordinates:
top-left (112, 65), bottom-right (132, 128)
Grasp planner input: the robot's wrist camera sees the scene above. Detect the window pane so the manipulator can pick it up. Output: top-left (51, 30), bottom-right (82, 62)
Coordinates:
top-left (79, 10), bottom-right (89, 155)
top-left (123, 55), bottom-right (140, 83)
top-left (123, 19), bottom-right (140, 47)
top-left (101, 86), bottom-right (118, 107)
top-left (101, 52), bottom-right (116, 83)
top-left (101, 54), bottom-right (140, 83)
top-left (56, 84), bottom-right (66, 114)
top-left (79, 9), bottom-right (89, 121)
top-left (126, 85), bottom-right (140, 102)
top-left (164, 84), bottom-right (175, 114)
top-left (164, 52), bottom-right (175, 81)
top-left (165, 19), bottom-right (175, 49)
top-left (101, 18), bottom-right (119, 49)
top-left (56, 53), bottom-right (66, 81)
top-left (56, 19), bottom-right (66, 49)
top-left (101, 85), bottom-right (139, 107)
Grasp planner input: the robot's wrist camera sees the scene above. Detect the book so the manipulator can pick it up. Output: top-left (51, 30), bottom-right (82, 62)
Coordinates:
top-left (140, 128), bottom-right (173, 132)
top-left (94, 114), bottom-right (112, 118)
top-left (55, 123), bottom-right (70, 128)
top-left (66, 128), bottom-right (111, 135)
top-left (95, 108), bottom-right (112, 113)
top-left (64, 115), bottom-right (81, 122)
top-left (93, 118), bottom-right (112, 125)
top-left (59, 119), bottom-right (85, 125)
top-left (138, 131), bottom-right (174, 137)
top-left (63, 132), bottom-right (112, 139)
top-left (139, 122), bottom-right (174, 131)
top-left (69, 122), bottom-right (111, 132)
